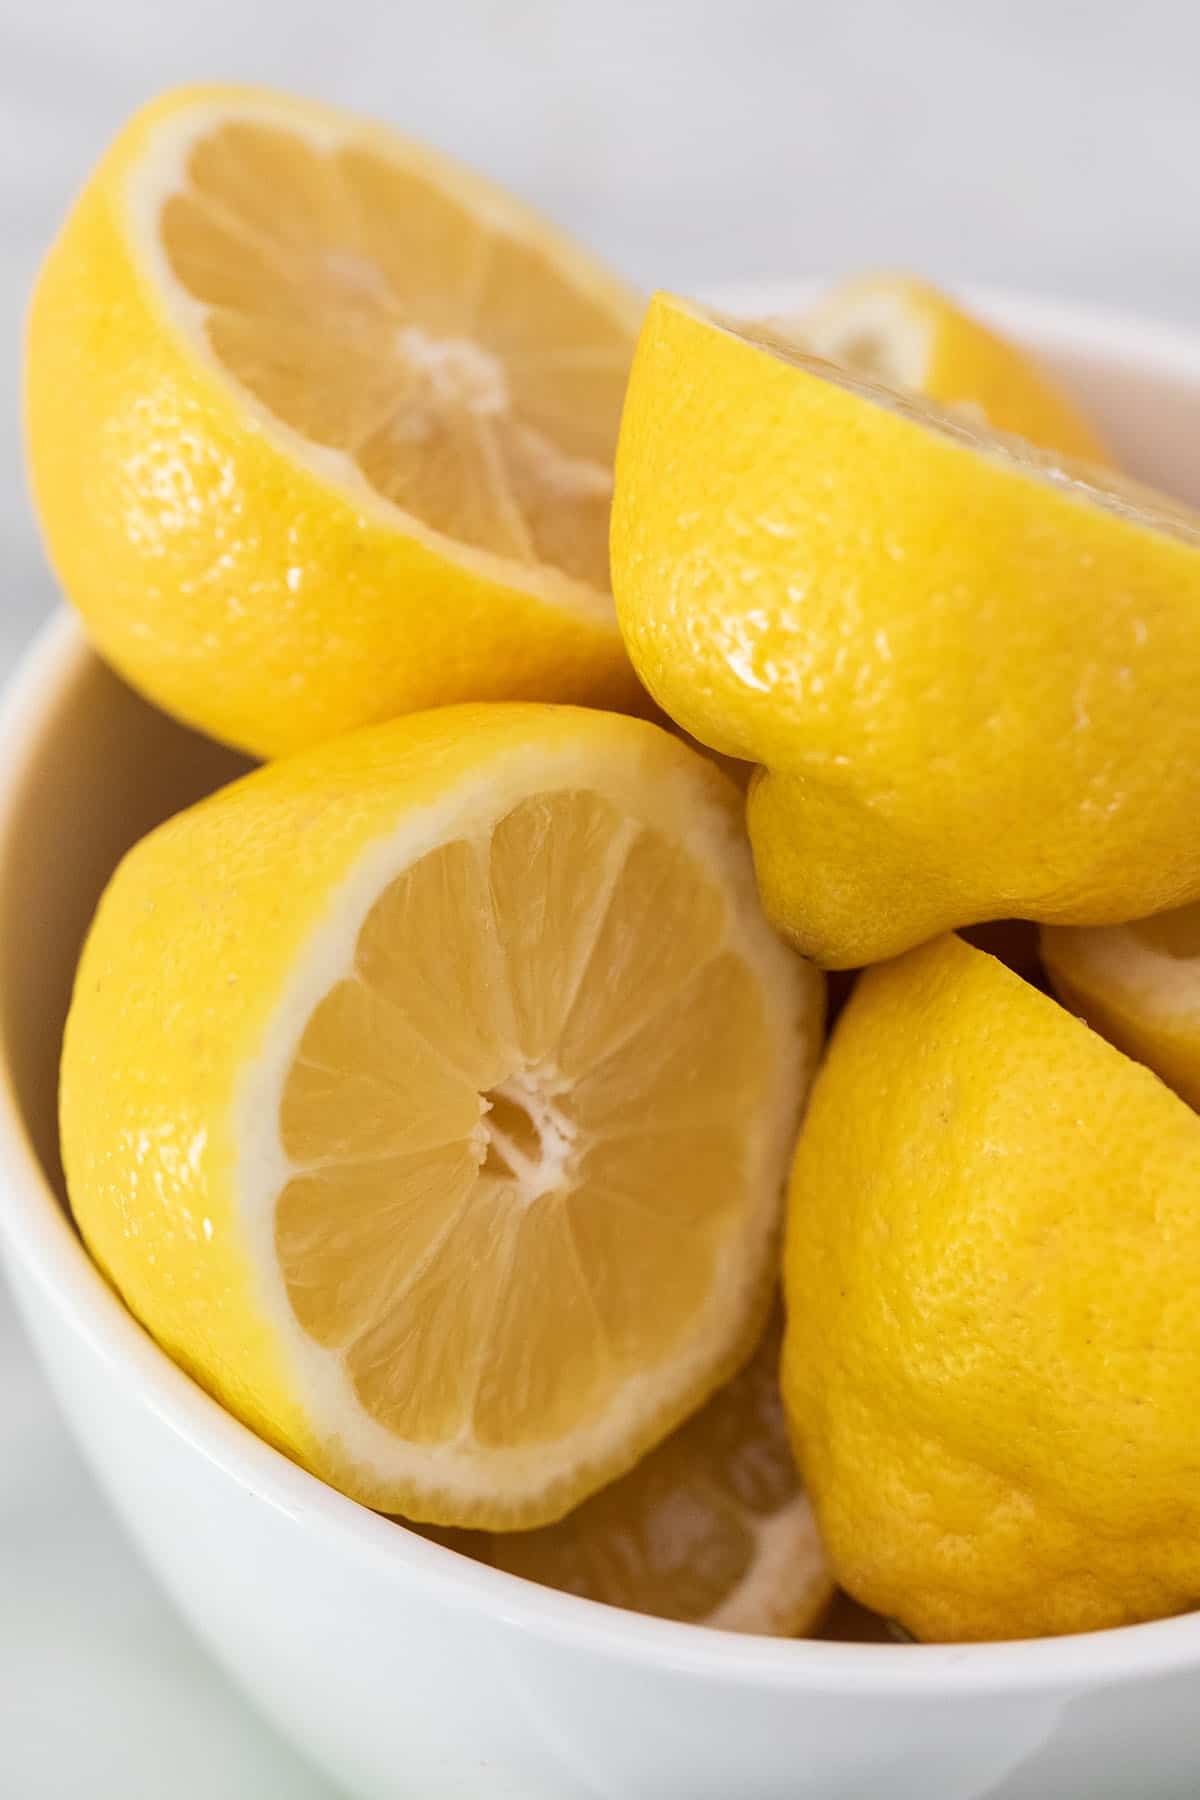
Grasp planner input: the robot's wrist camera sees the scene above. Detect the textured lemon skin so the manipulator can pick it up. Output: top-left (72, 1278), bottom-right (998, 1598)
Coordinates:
top-left (1042, 920), bottom-right (1200, 1110)
top-left (874, 274), bottom-right (1109, 459)
top-left (782, 933), bottom-right (1200, 1642)
top-left (61, 703), bottom-right (810, 1523)
top-left (26, 85), bottom-right (646, 759)
top-left (612, 294), bottom-right (1200, 968)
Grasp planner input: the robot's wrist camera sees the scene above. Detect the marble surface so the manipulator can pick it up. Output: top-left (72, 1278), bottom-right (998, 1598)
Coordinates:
top-left (4, 1), bottom-right (1200, 1792)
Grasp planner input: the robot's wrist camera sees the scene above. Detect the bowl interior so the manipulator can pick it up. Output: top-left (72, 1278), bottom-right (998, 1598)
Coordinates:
top-left (0, 642), bottom-right (251, 1200)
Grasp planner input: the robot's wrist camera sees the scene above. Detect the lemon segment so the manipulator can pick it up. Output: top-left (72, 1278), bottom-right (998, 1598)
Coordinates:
top-left (430, 1309), bottom-right (833, 1635)
top-left (61, 705), bottom-right (821, 1526)
top-left (27, 86), bottom-right (646, 757)
top-left (612, 293), bottom-right (1200, 968)
top-left (777, 273), bottom-right (1108, 460)
top-left (782, 933), bottom-right (1200, 1641)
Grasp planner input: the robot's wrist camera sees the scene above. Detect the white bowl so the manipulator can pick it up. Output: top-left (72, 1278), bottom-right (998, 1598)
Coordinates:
top-left (5, 290), bottom-right (1200, 1800)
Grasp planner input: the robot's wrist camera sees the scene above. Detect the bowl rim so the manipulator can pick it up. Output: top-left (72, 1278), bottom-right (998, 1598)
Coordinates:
top-left (7, 286), bottom-right (1200, 1698)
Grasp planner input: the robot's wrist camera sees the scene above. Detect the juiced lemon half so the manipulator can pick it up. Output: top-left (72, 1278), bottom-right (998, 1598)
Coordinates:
top-left (61, 706), bottom-right (820, 1526)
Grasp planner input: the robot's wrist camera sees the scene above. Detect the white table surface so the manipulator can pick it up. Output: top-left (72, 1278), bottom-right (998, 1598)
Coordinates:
top-left (5, 0), bottom-right (1200, 1792)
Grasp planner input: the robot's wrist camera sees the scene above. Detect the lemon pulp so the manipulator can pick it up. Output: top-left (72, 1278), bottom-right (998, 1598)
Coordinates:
top-left (273, 786), bottom-right (773, 1452)
top-left (158, 115), bottom-right (631, 591)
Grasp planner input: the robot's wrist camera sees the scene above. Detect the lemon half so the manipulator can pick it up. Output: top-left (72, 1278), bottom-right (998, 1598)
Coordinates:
top-left (27, 85), bottom-right (645, 757)
top-left (783, 933), bottom-right (1200, 1641)
top-left (61, 705), bottom-right (820, 1527)
top-left (777, 272), bottom-right (1108, 460)
top-left (612, 293), bottom-right (1200, 967)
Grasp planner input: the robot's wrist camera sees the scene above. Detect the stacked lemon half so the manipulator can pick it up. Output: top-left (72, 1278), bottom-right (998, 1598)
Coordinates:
top-left (36, 84), bottom-right (1200, 1646)
top-left (39, 85), bottom-right (827, 1637)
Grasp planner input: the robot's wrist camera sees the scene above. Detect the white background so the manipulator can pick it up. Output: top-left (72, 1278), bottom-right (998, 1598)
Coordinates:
top-left (3, 1), bottom-right (1200, 1792)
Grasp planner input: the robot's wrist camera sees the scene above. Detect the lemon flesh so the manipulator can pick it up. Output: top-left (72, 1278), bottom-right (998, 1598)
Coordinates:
top-left (27, 85), bottom-right (646, 757)
top-left (61, 705), bottom-right (820, 1526)
top-left (612, 293), bottom-right (1200, 967)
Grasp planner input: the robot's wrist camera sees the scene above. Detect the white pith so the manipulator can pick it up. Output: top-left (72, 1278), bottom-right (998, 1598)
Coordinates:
top-left (480, 1067), bottom-right (578, 1203)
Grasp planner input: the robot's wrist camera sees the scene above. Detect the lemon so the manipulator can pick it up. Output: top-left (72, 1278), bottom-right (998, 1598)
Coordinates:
top-left (1043, 905), bottom-right (1200, 1109)
top-left (61, 705), bottom-right (820, 1527)
top-left (782, 932), bottom-right (1200, 1642)
top-left (612, 294), bottom-right (1200, 968)
top-left (26, 85), bottom-right (645, 759)
top-left (775, 273), bottom-right (1108, 459)
top-left (428, 1307), bottom-right (833, 1635)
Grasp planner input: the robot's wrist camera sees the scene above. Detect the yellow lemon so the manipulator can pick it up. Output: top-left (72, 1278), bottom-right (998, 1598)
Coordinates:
top-left (61, 705), bottom-right (821, 1527)
top-left (775, 272), bottom-right (1108, 459)
top-left (427, 1308), bottom-right (833, 1635)
top-left (1043, 905), bottom-right (1200, 1109)
top-left (26, 85), bottom-right (645, 758)
top-left (612, 294), bottom-right (1200, 968)
top-left (782, 932), bottom-right (1200, 1642)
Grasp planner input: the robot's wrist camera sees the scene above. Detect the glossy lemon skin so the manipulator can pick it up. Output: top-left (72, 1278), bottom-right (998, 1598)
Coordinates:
top-left (612, 294), bottom-right (1200, 968)
top-left (783, 934), bottom-right (1200, 1641)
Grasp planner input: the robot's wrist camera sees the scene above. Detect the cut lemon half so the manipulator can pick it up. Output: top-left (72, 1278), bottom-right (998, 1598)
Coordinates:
top-left (427, 1308), bottom-right (833, 1635)
top-left (771, 272), bottom-right (1108, 461)
top-left (26, 85), bottom-right (646, 757)
top-left (613, 293), bottom-right (1200, 968)
top-left (1043, 906), bottom-right (1200, 1109)
top-left (61, 705), bottom-right (821, 1526)
top-left (783, 933), bottom-right (1200, 1641)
